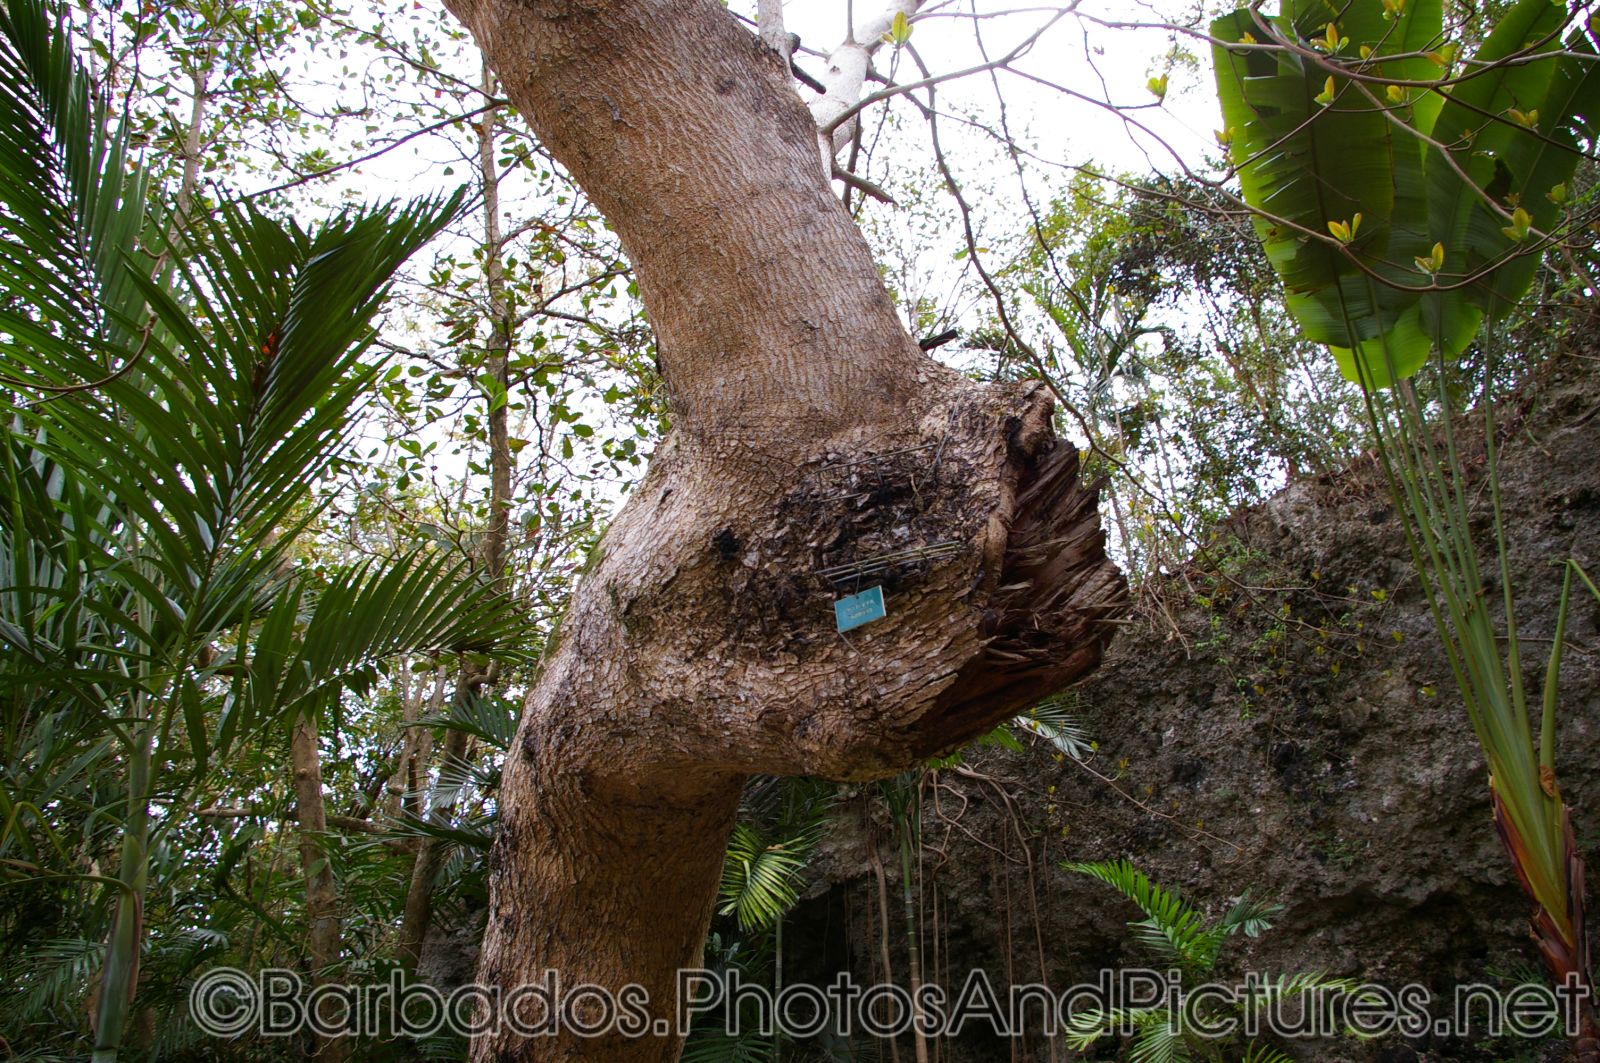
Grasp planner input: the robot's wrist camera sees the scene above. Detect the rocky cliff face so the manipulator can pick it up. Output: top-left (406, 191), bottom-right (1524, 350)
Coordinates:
top-left (791, 349), bottom-right (1600, 1062)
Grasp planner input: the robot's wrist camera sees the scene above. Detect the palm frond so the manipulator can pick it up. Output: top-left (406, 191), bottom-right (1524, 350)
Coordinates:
top-left (1237, 970), bottom-right (1364, 1028)
top-left (382, 812), bottom-right (496, 852)
top-left (680, 1028), bottom-right (776, 1063)
top-left (1064, 859), bottom-right (1220, 973)
top-left (1241, 1041), bottom-right (1296, 1063)
top-left (0, 0), bottom-right (150, 386)
top-left (1241, 972), bottom-right (1376, 1047)
top-left (717, 815), bottom-right (826, 933)
top-left (1216, 891), bottom-right (1282, 939)
top-left (1018, 691), bottom-right (1092, 760)
top-left (1062, 1005), bottom-right (1161, 1050)
top-left (220, 550), bottom-right (531, 759)
top-left (1, 935), bottom-right (101, 1028)
top-left (1130, 1015), bottom-right (1191, 1063)
top-left (416, 690), bottom-right (522, 752)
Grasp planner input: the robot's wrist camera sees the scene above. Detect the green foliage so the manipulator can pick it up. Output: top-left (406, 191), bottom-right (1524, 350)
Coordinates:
top-left (681, 1027), bottom-right (777, 1063)
top-left (416, 689), bottom-right (522, 752)
top-left (679, 934), bottom-right (781, 1063)
top-left (984, 171), bottom-right (1369, 578)
top-left (1064, 859), bottom-right (1280, 978)
top-left (0, 2), bottom-right (664, 1052)
top-left (0, 1), bottom-right (535, 1055)
top-left (928, 696), bottom-right (1092, 769)
top-left (1018, 691), bottom-right (1093, 760)
top-left (684, 778), bottom-right (838, 1061)
top-left (0, 0), bottom-right (1588, 1057)
top-left (1211, 0), bottom-right (1599, 385)
top-left (717, 779), bottom-right (832, 934)
top-left (718, 821), bottom-right (820, 933)
top-left (1213, 0), bottom-right (1600, 1043)
top-left (1065, 860), bottom-right (1357, 1063)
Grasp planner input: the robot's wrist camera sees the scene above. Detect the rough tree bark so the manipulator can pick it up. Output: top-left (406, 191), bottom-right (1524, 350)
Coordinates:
top-left (439, 2), bottom-right (1126, 1059)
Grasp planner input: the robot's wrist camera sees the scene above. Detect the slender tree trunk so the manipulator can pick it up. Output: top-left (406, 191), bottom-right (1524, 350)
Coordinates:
top-left (398, 61), bottom-right (519, 973)
top-left (442, 3), bottom-right (1125, 1059)
top-left (91, 715), bottom-right (151, 1063)
top-left (174, 50), bottom-right (211, 227)
top-left (398, 725), bottom-right (469, 969)
top-left (92, 54), bottom-right (215, 1055)
top-left (383, 665), bottom-right (440, 824)
top-left (898, 800), bottom-right (931, 1063)
top-left (871, 832), bottom-right (903, 1063)
top-left (290, 711), bottom-right (346, 1061)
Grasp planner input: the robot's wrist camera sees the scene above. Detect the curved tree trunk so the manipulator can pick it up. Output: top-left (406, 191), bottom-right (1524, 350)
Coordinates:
top-left (440, 2), bottom-right (1126, 1059)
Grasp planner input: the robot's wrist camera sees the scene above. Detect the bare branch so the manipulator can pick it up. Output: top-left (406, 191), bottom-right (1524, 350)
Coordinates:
top-left (757, 0), bottom-right (792, 67)
top-left (831, 159), bottom-right (898, 204)
top-left (231, 103), bottom-right (504, 202)
top-left (809, 0), bottom-right (926, 161)
top-left (819, 7), bottom-right (1069, 141)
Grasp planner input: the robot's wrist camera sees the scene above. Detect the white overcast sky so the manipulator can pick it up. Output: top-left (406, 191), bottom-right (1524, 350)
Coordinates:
top-left (761, 0), bottom-right (1222, 176)
top-left (322, 1), bottom-right (1226, 206)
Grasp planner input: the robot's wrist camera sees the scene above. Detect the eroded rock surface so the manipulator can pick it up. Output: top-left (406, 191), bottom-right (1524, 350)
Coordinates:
top-left (794, 350), bottom-right (1600, 1062)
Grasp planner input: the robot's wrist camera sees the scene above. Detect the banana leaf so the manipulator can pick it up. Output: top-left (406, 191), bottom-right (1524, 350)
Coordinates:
top-left (1212, 0), bottom-right (1599, 385)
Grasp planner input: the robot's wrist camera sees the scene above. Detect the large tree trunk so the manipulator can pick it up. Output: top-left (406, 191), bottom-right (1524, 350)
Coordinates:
top-left (440, 2), bottom-right (1126, 1059)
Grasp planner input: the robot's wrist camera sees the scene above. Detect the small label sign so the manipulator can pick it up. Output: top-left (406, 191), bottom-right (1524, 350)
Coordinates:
top-left (834, 585), bottom-right (887, 632)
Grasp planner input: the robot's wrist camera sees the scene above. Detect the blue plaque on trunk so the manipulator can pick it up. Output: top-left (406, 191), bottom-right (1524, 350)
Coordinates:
top-left (834, 585), bottom-right (887, 632)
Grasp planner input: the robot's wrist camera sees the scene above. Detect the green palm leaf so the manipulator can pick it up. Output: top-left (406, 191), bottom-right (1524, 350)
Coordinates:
top-left (1216, 891), bottom-right (1283, 939)
top-left (1063, 1006), bottom-right (1171, 1052)
top-left (0, 0), bottom-right (150, 383)
top-left (417, 690), bottom-right (523, 752)
top-left (203, 550), bottom-right (531, 769)
top-left (1018, 691), bottom-right (1091, 759)
top-left (1241, 1042), bottom-right (1296, 1063)
top-left (680, 1028), bottom-right (777, 1063)
top-left (1065, 858), bottom-right (1221, 973)
top-left (1130, 1014), bottom-right (1190, 1063)
top-left (717, 818), bottom-right (825, 933)
top-left (0, 3), bottom-right (491, 1057)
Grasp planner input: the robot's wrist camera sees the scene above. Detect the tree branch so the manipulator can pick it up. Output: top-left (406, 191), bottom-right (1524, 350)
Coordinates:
top-left (809, 0), bottom-right (926, 160)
